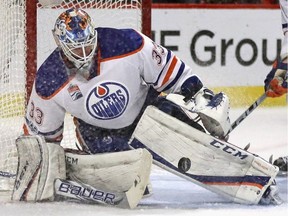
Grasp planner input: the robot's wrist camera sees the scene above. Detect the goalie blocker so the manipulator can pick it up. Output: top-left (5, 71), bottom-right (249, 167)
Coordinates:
top-left (129, 105), bottom-right (282, 205)
top-left (11, 135), bottom-right (152, 209)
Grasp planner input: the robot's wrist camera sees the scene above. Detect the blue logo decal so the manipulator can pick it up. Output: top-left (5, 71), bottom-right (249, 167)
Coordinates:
top-left (86, 82), bottom-right (129, 120)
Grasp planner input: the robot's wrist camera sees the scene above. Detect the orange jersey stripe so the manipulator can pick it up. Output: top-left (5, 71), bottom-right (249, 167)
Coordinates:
top-left (161, 56), bottom-right (177, 87)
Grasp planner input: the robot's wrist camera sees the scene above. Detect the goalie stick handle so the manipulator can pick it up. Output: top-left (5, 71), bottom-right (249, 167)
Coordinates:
top-left (225, 92), bottom-right (267, 137)
top-left (224, 71), bottom-right (288, 137)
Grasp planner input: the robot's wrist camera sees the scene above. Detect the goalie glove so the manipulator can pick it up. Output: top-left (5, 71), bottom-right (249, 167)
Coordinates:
top-left (193, 89), bottom-right (231, 138)
top-left (178, 76), bottom-right (231, 138)
top-left (264, 59), bottom-right (288, 98)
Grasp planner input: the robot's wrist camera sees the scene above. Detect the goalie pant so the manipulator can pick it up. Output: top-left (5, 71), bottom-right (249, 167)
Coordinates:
top-left (11, 135), bottom-right (152, 209)
top-left (129, 105), bottom-right (281, 205)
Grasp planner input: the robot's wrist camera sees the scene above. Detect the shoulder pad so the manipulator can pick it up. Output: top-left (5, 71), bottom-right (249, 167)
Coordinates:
top-left (35, 49), bottom-right (69, 98)
top-left (97, 27), bottom-right (144, 59)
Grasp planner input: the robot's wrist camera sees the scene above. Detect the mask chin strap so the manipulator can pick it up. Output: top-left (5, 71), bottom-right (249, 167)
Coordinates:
top-left (74, 60), bottom-right (93, 79)
top-left (76, 57), bottom-right (93, 69)
top-left (74, 61), bottom-right (85, 70)
top-left (61, 51), bottom-right (91, 80)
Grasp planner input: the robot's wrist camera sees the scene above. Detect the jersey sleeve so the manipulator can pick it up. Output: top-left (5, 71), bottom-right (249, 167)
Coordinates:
top-left (138, 32), bottom-right (201, 94)
top-left (280, 0), bottom-right (288, 35)
top-left (280, 0), bottom-right (288, 59)
top-left (23, 82), bottom-right (66, 143)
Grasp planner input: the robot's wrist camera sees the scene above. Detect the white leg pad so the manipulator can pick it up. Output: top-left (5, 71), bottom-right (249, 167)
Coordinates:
top-left (12, 135), bottom-right (66, 201)
top-left (129, 106), bottom-right (279, 204)
top-left (65, 148), bottom-right (152, 209)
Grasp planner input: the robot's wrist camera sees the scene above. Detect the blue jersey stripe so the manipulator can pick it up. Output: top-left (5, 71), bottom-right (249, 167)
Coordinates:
top-left (162, 61), bottom-right (185, 92)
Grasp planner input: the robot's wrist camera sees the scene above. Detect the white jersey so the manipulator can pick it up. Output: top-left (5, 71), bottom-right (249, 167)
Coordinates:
top-left (280, 0), bottom-right (288, 58)
top-left (24, 28), bottom-right (199, 145)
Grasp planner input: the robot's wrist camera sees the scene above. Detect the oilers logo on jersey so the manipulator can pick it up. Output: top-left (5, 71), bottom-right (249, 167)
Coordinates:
top-left (86, 81), bottom-right (129, 120)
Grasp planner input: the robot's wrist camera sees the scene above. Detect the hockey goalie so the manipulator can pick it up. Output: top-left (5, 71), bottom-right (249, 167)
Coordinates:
top-left (4, 8), bottom-right (284, 208)
top-left (10, 91), bottom-right (282, 208)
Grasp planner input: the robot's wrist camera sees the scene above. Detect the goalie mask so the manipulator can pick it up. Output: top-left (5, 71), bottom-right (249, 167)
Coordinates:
top-left (53, 8), bottom-right (97, 69)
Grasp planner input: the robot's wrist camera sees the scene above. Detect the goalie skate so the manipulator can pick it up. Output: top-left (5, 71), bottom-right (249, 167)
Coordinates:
top-left (259, 183), bottom-right (283, 205)
top-left (269, 155), bottom-right (288, 177)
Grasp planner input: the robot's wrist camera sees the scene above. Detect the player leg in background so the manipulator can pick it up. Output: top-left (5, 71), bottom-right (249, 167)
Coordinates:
top-left (264, 57), bottom-right (287, 176)
top-left (264, 0), bottom-right (288, 173)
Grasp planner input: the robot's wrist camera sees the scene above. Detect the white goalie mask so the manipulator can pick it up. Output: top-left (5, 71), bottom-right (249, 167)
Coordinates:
top-left (52, 8), bottom-right (97, 69)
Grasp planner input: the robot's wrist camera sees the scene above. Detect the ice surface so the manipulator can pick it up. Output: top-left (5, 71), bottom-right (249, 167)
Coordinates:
top-left (1, 107), bottom-right (287, 216)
